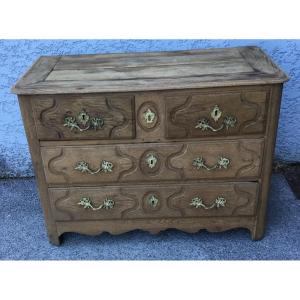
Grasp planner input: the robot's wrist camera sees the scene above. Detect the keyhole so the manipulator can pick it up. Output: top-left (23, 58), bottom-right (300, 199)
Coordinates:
top-left (214, 110), bottom-right (218, 117)
top-left (149, 198), bottom-right (158, 207)
top-left (147, 115), bottom-right (151, 122)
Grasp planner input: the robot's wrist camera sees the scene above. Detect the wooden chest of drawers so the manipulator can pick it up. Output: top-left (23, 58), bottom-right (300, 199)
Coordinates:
top-left (12, 46), bottom-right (288, 245)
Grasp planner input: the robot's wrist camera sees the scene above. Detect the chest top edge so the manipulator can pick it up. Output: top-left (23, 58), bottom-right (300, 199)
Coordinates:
top-left (12, 46), bottom-right (288, 95)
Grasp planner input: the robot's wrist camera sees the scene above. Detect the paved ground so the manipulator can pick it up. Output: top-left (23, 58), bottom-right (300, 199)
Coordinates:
top-left (0, 174), bottom-right (299, 260)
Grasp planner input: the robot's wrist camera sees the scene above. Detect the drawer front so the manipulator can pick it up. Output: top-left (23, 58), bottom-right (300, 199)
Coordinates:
top-left (165, 89), bottom-right (269, 139)
top-left (32, 94), bottom-right (135, 140)
top-left (49, 182), bottom-right (259, 221)
top-left (41, 139), bottom-right (263, 184)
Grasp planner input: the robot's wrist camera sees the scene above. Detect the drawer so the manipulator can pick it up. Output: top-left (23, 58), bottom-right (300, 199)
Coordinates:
top-left (165, 89), bottom-right (269, 139)
top-left (41, 139), bottom-right (264, 184)
top-left (31, 94), bottom-right (135, 140)
top-left (49, 182), bottom-right (259, 221)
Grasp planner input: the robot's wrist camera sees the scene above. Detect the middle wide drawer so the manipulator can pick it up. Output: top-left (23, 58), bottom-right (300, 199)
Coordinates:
top-left (41, 139), bottom-right (264, 185)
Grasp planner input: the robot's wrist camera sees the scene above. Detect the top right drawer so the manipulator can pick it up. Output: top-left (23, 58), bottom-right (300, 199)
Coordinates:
top-left (165, 88), bottom-right (269, 139)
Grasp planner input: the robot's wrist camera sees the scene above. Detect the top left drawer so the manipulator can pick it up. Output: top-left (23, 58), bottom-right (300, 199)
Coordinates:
top-left (31, 94), bottom-right (136, 140)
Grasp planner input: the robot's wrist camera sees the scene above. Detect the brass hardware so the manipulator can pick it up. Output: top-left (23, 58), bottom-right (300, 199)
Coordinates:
top-left (146, 153), bottom-right (158, 169)
top-left (211, 105), bottom-right (222, 122)
top-left (190, 196), bottom-right (226, 209)
top-left (78, 197), bottom-right (115, 210)
top-left (143, 108), bottom-right (156, 124)
top-left (147, 194), bottom-right (159, 208)
top-left (195, 116), bottom-right (236, 132)
top-left (195, 105), bottom-right (237, 132)
top-left (192, 156), bottom-right (230, 171)
top-left (64, 109), bottom-right (104, 132)
top-left (75, 160), bottom-right (114, 174)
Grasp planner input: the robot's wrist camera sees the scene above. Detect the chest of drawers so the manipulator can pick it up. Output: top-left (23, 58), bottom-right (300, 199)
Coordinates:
top-left (12, 46), bottom-right (288, 245)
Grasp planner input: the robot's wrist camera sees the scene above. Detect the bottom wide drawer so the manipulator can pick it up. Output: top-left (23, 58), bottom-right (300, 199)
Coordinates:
top-left (49, 182), bottom-right (259, 221)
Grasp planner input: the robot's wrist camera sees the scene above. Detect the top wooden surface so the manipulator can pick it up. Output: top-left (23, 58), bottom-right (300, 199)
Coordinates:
top-left (12, 46), bottom-right (288, 95)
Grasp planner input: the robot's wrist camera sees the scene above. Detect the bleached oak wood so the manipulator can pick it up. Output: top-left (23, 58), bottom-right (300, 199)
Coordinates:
top-left (13, 46), bottom-right (288, 244)
top-left (12, 47), bottom-right (287, 95)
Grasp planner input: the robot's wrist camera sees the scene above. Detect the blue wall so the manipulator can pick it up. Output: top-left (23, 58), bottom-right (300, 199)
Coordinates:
top-left (0, 40), bottom-right (299, 177)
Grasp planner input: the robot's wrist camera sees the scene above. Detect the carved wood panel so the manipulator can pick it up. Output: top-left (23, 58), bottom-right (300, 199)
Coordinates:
top-left (14, 47), bottom-right (287, 244)
top-left (41, 139), bottom-right (263, 184)
top-left (165, 90), bottom-right (269, 139)
top-left (31, 94), bottom-right (135, 140)
top-left (49, 182), bottom-right (258, 221)
top-left (135, 92), bottom-right (165, 141)
top-left (169, 139), bottom-right (264, 180)
top-left (41, 143), bottom-right (183, 184)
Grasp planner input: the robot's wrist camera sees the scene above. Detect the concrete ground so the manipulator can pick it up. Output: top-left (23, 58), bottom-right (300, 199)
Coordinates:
top-left (0, 174), bottom-right (299, 260)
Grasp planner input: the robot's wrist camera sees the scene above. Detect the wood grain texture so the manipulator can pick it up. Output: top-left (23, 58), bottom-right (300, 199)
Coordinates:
top-left (41, 139), bottom-right (263, 185)
top-left (14, 48), bottom-right (287, 244)
top-left (251, 84), bottom-right (284, 240)
top-left (30, 85), bottom-right (271, 143)
top-left (11, 47), bottom-right (288, 95)
top-left (18, 96), bottom-right (60, 245)
top-left (166, 88), bottom-right (269, 138)
top-left (31, 93), bottom-right (135, 140)
top-left (49, 182), bottom-right (258, 221)
top-left (35, 85), bottom-right (274, 144)
top-left (56, 217), bottom-right (256, 237)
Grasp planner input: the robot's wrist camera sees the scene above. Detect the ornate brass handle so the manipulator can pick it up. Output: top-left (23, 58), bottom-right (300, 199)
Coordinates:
top-left (75, 160), bottom-right (114, 174)
top-left (190, 196), bottom-right (226, 209)
top-left (192, 156), bottom-right (230, 171)
top-left (78, 197), bottom-right (115, 210)
top-left (195, 105), bottom-right (237, 132)
top-left (64, 109), bottom-right (104, 132)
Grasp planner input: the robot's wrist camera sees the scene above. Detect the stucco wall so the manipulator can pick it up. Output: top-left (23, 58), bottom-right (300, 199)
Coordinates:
top-left (0, 40), bottom-right (299, 178)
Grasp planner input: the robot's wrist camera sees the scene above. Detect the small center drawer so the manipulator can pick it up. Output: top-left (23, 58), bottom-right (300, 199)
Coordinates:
top-left (49, 182), bottom-right (259, 221)
top-left (31, 93), bottom-right (136, 140)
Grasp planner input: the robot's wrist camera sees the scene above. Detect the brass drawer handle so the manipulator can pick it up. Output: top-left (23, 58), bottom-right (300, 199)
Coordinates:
top-left (192, 156), bottom-right (230, 171)
top-left (78, 196), bottom-right (115, 210)
top-left (75, 160), bottom-right (114, 174)
top-left (195, 105), bottom-right (237, 132)
top-left (190, 196), bottom-right (226, 209)
top-left (64, 109), bottom-right (104, 132)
